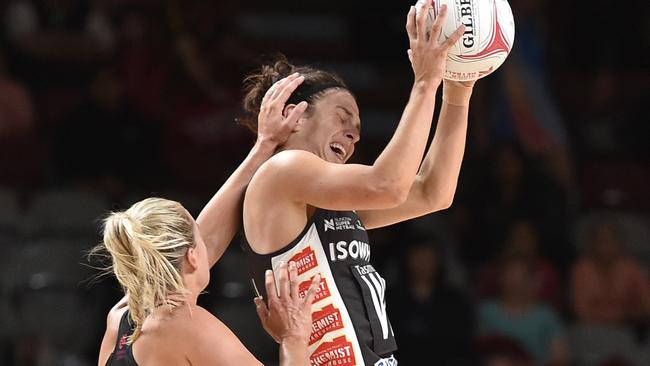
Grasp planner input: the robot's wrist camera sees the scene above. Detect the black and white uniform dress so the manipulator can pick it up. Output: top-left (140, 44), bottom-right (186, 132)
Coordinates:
top-left (244, 208), bottom-right (398, 366)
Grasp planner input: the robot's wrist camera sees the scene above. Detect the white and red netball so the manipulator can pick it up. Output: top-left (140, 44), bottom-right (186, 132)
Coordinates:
top-left (416, 0), bottom-right (515, 81)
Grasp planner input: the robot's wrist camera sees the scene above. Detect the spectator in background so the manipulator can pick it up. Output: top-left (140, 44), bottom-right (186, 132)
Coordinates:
top-left (53, 63), bottom-right (161, 197)
top-left (464, 142), bottom-right (575, 272)
top-left (113, 3), bottom-right (170, 120)
top-left (478, 219), bottom-right (563, 312)
top-left (479, 257), bottom-right (569, 366)
top-left (463, 143), bottom-right (536, 262)
top-left (390, 234), bottom-right (476, 365)
top-left (3, 0), bottom-right (114, 87)
top-left (3, 0), bottom-right (113, 60)
top-left (0, 48), bottom-right (34, 138)
top-left (0, 47), bottom-right (42, 185)
top-left (570, 220), bottom-right (650, 326)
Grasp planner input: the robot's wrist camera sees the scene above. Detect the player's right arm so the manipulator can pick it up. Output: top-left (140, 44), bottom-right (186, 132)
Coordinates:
top-left (250, 3), bottom-right (464, 211)
top-left (196, 73), bottom-right (307, 267)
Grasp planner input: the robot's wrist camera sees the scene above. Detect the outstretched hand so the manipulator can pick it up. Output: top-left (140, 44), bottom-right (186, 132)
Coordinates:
top-left (254, 261), bottom-right (320, 344)
top-left (257, 73), bottom-right (309, 148)
top-left (406, 1), bottom-right (466, 87)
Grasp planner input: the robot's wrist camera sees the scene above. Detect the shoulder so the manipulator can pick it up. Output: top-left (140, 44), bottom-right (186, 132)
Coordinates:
top-left (263, 149), bottom-right (322, 172)
top-left (182, 306), bottom-right (243, 344)
top-left (251, 149), bottom-right (324, 189)
top-left (107, 297), bottom-right (129, 326)
top-left (183, 306), bottom-right (261, 365)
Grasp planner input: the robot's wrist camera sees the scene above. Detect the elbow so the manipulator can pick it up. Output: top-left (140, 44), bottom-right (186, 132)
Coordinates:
top-left (425, 195), bottom-right (454, 212)
top-left (375, 178), bottom-right (410, 207)
top-left (421, 182), bottom-right (456, 211)
top-left (436, 193), bottom-right (455, 210)
top-left (388, 185), bottom-right (410, 206)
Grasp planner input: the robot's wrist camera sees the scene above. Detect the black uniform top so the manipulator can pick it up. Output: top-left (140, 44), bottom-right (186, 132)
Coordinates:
top-left (105, 311), bottom-right (138, 366)
top-left (243, 208), bottom-right (398, 366)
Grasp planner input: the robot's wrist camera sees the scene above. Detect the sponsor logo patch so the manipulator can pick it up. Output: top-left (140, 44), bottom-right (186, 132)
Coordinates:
top-left (310, 336), bottom-right (356, 366)
top-left (299, 274), bottom-right (331, 303)
top-left (289, 246), bottom-right (318, 275)
top-left (310, 304), bottom-right (344, 345)
top-left (324, 217), bottom-right (363, 232)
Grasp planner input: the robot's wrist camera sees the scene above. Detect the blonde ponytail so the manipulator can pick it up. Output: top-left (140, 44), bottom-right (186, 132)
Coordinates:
top-left (96, 198), bottom-right (195, 343)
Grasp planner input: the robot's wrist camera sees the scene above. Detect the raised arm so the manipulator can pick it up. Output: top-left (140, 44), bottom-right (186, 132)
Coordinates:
top-left (250, 3), bottom-right (465, 212)
top-left (358, 79), bottom-right (474, 229)
top-left (197, 73), bottom-right (308, 266)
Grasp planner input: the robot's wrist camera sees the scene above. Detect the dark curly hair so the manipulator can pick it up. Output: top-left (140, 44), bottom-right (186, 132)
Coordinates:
top-left (238, 54), bottom-right (351, 133)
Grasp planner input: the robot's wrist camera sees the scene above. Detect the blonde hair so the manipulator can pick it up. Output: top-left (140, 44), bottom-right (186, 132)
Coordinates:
top-left (94, 197), bottom-right (195, 343)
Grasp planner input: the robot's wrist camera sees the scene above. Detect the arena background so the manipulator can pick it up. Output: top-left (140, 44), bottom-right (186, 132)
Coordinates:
top-left (0, 0), bottom-right (649, 365)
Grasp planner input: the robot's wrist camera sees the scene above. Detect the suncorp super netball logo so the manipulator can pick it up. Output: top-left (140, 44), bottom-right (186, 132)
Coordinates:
top-left (299, 274), bottom-right (331, 303)
top-left (290, 246), bottom-right (318, 275)
top-left (310, 336), bottom-right (355, 366)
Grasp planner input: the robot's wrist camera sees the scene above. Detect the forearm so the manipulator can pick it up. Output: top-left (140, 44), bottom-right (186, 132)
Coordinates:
top-left (417, 83), bottom-right (471, 208)
top-left (372, 81), bottom-right (438, 190)
top-left (279, 336), bottom-right (310, 366)
top-left (197, 140), bottom-right (276, 266)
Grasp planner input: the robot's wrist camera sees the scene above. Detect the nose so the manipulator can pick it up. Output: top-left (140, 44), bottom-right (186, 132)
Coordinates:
top-left (345, 130), bottom-right (360, 143)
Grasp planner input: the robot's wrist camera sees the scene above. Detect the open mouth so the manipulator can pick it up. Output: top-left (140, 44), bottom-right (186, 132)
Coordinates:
top-left (329, 142), bottom-right (347, 161)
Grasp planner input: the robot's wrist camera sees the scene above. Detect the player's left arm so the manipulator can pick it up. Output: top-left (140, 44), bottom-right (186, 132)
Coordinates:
top-left (97, 296), bottom-right (129, 366)
top-left (358, 79), bottom-right (474, 229)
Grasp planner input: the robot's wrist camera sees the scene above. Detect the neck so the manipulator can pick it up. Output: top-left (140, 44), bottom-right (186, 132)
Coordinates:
top-left (164, 289), bottom-right (199, 307)
top-left (281, 141), bottom-right (322, 159)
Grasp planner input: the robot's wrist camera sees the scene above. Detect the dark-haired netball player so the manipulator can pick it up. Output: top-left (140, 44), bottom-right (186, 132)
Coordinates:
top-left (241, 3), bottom-right (475, 365)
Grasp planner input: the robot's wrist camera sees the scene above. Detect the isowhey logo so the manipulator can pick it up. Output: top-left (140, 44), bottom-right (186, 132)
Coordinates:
top-left (299, 274), bottom-right (331, 303)
top-left (310, 336), bottom-right (356, 366)
top-left (289, 246), bottom-right (318, 275)
top-left (310, 304), bottom-right (344, 345)
top-left (329, 240), bottom-right (371, 262)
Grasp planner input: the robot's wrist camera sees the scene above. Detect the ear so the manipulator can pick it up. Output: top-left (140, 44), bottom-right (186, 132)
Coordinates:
top-left (283, 104), bottom-right (304, 133)
top-left (185, 246), bottom-right (199, 271)
top-left (282, 103), bottom-right (297, 118)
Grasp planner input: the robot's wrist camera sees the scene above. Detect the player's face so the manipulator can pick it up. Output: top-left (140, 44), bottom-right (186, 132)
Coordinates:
top-left (298, 90), bottom-right (361, 164)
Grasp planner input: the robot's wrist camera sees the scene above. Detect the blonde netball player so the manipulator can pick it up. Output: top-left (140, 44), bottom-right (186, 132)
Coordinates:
top-left (96, 198), bottom-right (320, 366)
top-left (97, 73), bottom-right (321, 365)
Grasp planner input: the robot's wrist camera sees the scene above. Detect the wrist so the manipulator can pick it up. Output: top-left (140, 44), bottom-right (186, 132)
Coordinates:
top-left (280, 334), bottom-right (309, 346)
top-left (412, 79), bottom-right (440, 96)
top-left (442, 82), bottom-right (474, 107)
top-left (253, 137), bottom-right (278, 156)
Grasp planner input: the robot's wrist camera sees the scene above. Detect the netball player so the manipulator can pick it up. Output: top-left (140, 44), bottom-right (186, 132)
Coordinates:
top-left (241, 3), bottom-right (475, 365)
top-left (96, 198), bottom-right (320, 365)
top-left (96, 73), bottom-right (320, 365)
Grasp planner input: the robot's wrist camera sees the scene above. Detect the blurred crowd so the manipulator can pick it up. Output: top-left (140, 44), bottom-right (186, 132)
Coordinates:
top-left (0, 0), bottom-right (648, 365)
